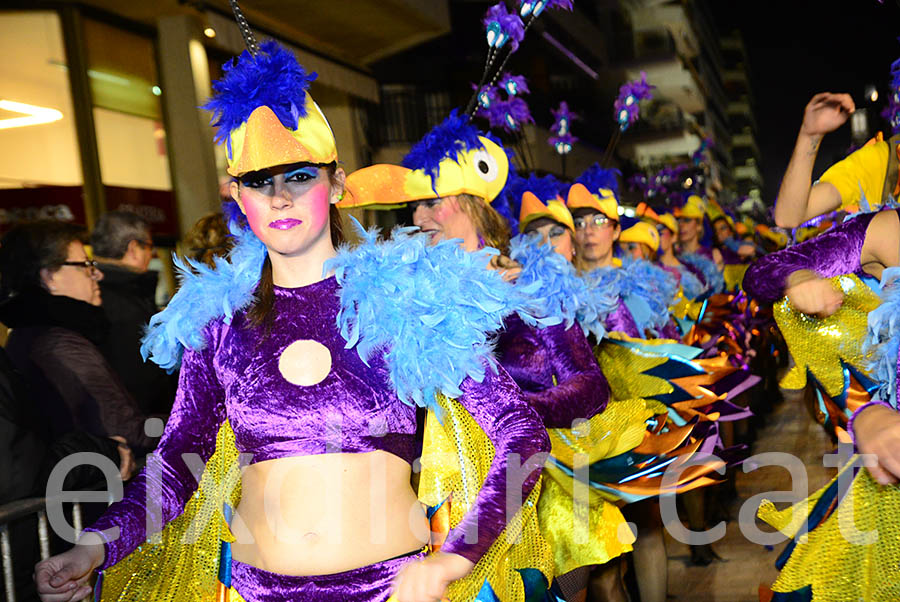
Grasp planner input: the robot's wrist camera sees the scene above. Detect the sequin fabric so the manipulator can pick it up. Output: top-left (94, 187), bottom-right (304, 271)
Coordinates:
top-left (98, 421), bottom-right (242, 600)
top-left (760, 462), bottom-right (900, 601)
top-left (418, 394), bottom-right (556, 600)
top-left (775, 274), bottom-right (879, 396)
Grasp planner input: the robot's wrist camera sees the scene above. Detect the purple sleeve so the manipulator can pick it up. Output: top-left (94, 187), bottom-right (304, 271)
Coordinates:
top-left (604, 300), bottom-right (641, 338)
top-left (439, 363), bottom-right (550, 564)
top-left (742, 211), bottom-right (877, 304)
top-left (83, 333), bottom-right (226, 569)
top-left (521, 324), bottom-right (609, 427)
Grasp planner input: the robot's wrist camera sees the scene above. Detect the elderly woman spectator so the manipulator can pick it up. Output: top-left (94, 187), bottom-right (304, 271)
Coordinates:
top-left (0, 221), bottom-right (159, 456)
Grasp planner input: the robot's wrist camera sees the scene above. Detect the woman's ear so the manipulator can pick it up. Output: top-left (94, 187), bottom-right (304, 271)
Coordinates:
top-left (230, 181), bottom-right (247, 215)
top-left (39, 267), bottom-right (57, 293)
top-left (331, 167), bottom-right (346, 205)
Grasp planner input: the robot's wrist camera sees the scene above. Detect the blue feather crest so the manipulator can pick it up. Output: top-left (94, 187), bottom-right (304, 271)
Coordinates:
top-left (326, 218), bottom-right (552, 413)
top-left (203, 40), bottom-right (317, 146)
top-left (141, 224), bottom-right (267, 369)
top-left (522, 173), bottom-right (562, 203)
top-left (574, 163), bottom-right (621, 195)
top-left (865, 267), bottom-right (900, 404)
top-left (402, 109), bottom-right (485, 190)
top-left (510, 234), bottom-right (613, 339)
top-left (680, 253), bottom-right (724, 294)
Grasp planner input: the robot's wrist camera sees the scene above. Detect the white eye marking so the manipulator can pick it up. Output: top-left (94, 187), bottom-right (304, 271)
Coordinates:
top-left (472, 150), bottom-right (499, 183)
top-left (278, 339), bottom-right (332, 386)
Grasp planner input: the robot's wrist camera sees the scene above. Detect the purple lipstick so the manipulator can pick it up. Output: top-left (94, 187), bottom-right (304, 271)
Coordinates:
top-left (269, 218), bottom-right (303, 230)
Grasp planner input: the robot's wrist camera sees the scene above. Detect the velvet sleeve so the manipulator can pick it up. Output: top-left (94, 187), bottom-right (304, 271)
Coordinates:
top-left (521, 324), bottom-right (609, 427)
top-left (742, 211), bottom-right (878, 304)
top-left (439, 363), bottom-right (550, 564)
top-left (83, 327), bottom-right (226, 570)
top-left (604, 300), bottom-right (641, 338)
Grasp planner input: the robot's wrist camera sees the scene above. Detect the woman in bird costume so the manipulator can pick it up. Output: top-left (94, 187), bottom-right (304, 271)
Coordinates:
top-left (743, 207), bottom-right (900, 601)
top-left (34, 39), bottom-right (555, 602)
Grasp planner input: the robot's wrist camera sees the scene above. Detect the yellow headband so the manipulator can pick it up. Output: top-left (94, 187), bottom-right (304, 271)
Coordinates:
top-left (657, 213), bottom-right (678, 235)
top-left (340, 136), bottom-right (509, 208)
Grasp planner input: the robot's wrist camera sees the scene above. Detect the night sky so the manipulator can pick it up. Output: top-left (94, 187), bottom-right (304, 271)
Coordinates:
top-left (712, 0), bottom-right (900, 202)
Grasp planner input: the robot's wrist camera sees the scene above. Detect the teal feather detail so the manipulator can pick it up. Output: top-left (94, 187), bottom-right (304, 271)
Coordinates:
top-left (680, 253), bottom-right (724, 294)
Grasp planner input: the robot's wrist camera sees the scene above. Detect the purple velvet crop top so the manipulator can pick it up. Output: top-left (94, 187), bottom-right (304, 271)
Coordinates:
top-left (86, 276), bottom-right (550, 569)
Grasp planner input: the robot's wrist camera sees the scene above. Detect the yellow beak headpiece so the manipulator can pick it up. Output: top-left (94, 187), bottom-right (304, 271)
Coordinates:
top-left (204, 41), bottom-right (337, 178)
top-left (657, 213), bottom-right (679, 235)
top-left (674, 195), bottom-right (707, 220)
top-left (519, 192), bottom-right (574, 233)
top-left (340, 111), bottom-right (509, 208)
top-left (619, 221), bottom-right (660, 253)
top-left (566, 183), bottom-right (620, 221)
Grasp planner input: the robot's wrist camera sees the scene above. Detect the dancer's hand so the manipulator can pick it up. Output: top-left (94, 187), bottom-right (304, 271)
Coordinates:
top-left (488, 254), bottom-right (522, 282)
top-left (785, 272), bottom-right (843, 317)
top-left (799, 92), bottom-right (855, 139)
top-left (853, 404), bottom-right (900, 485)
top-left (35, 532), bottom-right (104, 601)
top-left (391, 552), bottom-right (474, 602)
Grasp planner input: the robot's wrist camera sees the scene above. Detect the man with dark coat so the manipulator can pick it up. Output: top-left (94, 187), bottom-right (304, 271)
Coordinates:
top-left (90, 211), bottom-right (176, 415)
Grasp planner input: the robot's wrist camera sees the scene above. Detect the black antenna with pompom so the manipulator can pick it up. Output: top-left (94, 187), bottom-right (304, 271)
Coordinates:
top-left (229, 0), bottom-right (259, 56)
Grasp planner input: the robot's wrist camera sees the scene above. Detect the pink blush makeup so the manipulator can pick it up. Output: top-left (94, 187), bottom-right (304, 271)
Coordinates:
top-left (306, 184), bottom-right (330, 231)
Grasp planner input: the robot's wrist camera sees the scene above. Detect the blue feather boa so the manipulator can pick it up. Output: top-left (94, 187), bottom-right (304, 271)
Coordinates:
top-left (142, 218), bottom-right (555, 412)
top-left (676, 265), bottom-right (706, 299)
top-left (582, 259), bottom-right (677, 337)
top-left (680, 252), bottom-right (724, 294)
top-left (865, 267), bottom-right (900, 405)
top-left (328, 221), bottom-right (556, 411)
top-left (141, 224), bottom-right (267, 370)
top-left (509, 234), bottom-right (615, 339)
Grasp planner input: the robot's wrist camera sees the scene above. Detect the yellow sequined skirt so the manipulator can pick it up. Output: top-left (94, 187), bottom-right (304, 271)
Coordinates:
top-left (759, 460), bottom-right (900, 600)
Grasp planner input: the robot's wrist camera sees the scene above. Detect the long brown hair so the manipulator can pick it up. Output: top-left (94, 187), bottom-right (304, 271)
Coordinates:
top-left (245, 164), bottom-right (345, 329)
top-left (456, 194), bottom-right (511, 255)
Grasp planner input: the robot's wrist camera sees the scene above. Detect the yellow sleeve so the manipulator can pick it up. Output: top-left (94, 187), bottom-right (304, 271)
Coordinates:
top-left (818, 141), bottom-right (889, 210)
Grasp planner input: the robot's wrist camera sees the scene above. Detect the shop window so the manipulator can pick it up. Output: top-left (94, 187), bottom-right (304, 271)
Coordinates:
top-left (0, 11), bottom-right (84, 233)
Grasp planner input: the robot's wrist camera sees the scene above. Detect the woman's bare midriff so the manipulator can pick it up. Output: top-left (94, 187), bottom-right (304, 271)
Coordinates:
top-left (231, 450), bottom-right (429, 575)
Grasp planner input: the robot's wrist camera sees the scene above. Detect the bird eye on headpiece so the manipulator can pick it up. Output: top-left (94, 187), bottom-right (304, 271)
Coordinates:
top-left (472, 149), bottom-right (499, 182)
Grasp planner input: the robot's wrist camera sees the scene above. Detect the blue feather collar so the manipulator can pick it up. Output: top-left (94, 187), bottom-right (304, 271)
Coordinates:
top-left (142, 218), bottom-right (551, 413)
top-left (509, 233), bottom-right (614, 339)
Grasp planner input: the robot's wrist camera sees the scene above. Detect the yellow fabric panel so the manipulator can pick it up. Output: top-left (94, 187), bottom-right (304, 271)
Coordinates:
top-left (819, 140), bottom-right (889, 210)
top-left (100, 421), bottom-right (242, 601)
top-left (761, 464), bottom-right (900, 601)
top-left (418, 394), bottom-right (555, 601)
top-left (536, 473), bottom-right (633, 575)
top-left (723, 264), bottom-right (748, 292)
top-left (775, 274), bottom-right (879, 395)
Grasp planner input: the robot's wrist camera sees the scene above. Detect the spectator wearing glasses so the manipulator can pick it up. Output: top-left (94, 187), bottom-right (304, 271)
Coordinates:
top-left (0, 220), bottom-right (158, 456)
top-left (91, 211), bottom-right (176, 415)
